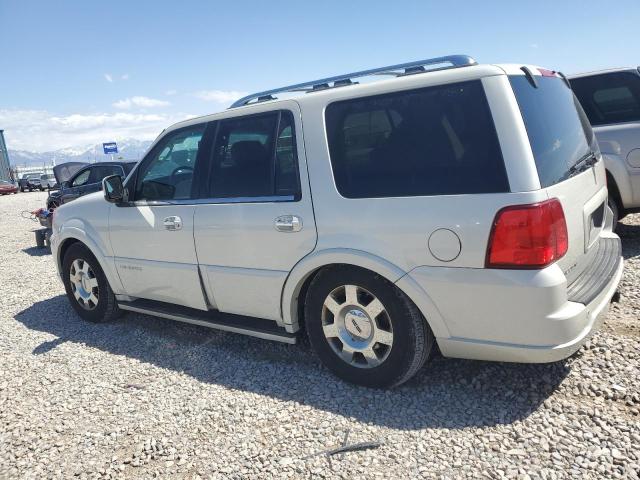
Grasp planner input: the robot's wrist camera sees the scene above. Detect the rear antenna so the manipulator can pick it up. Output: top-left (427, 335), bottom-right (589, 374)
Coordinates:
top-left (520, 66), bottom-right (538, 88)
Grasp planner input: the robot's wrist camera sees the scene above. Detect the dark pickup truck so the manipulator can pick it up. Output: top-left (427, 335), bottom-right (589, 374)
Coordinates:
top-left (19, 173), bottom-right (45, 192)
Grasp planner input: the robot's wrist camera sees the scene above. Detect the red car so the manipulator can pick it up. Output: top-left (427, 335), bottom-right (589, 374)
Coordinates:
top-left (0, 180), bottom-right (18, 195)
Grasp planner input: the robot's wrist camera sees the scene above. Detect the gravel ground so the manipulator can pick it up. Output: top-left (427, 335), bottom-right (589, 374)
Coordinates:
top-left (0, 191), bottom-right (639, 480)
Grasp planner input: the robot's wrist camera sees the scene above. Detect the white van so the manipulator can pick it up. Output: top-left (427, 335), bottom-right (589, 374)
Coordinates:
top-left (51, 55), bottom-right (623, 387)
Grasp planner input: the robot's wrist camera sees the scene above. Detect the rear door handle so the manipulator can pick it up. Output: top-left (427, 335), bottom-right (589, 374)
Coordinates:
top-left (163, 216), bottom-right (183, 231)
top-left (274, 215), bottom-right (302, 232)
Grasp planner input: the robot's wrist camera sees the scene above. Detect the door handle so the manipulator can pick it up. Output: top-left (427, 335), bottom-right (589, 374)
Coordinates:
top-left (274, 215), bottom-right (302, 233)
top-left (163, 216), bottom-right (183, 231)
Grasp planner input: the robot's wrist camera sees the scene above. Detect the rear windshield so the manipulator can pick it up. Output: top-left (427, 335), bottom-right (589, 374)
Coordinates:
top-left (325, 80), bottom-right (509, 198)
top-left (570, 71), bottom-right (640, 126)
top-left (510, 75), bottom-right (593, 188)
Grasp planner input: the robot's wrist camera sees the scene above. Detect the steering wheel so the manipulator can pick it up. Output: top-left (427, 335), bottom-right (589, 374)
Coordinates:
top-left (170, 165), bottom-right (194, 182)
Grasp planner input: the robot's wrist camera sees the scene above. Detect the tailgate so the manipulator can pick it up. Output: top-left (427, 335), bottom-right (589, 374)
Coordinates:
top-left (545, 161), bottom-right (608, 285)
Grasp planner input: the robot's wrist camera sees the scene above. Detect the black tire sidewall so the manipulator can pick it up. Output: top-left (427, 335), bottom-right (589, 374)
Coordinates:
top-left (608, 196), bottom-right (619, 228)
top-left (62, 244), bottom-right (114, 323)
top-left (305, 267), bottom-right (427, 388)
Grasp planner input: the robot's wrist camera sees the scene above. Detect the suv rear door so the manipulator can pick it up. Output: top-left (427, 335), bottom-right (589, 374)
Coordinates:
top-left (193, 103), bottom-right (317, 321)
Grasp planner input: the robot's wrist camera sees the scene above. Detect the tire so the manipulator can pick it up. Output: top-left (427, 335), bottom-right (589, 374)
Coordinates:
top-left (608, 195), bottom-right (620, 230)
top-left (305, 265), bottom-right (433, 388)
top-left (62, 243), bottom-right (121, 323)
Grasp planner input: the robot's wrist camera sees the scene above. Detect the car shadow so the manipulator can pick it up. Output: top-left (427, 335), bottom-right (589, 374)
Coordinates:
top-left (15, 295), bottom-right (570, 431)
top-left (21, 246), bottom-right (51, 257)
top-left (617, 221), bottom-right (640, 260)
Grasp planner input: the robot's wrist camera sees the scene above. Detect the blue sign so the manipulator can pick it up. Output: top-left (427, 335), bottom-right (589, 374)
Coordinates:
top-left (103, 142), bottom-right (118, 154)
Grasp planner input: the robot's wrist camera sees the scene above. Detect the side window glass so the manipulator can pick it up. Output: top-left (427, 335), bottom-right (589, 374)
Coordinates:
top-left (89, 166), bottom-right (123, 184)
top-left (72, 170), bottom-right (91, 187)
top-left (275, 112), bottom-right (300, 196)
top-left (210, 111), bottom-right (301, 199)
top-left (571, 72), bottom-right (640, 125)
top-left (135, 125), bottom-right (205, 201)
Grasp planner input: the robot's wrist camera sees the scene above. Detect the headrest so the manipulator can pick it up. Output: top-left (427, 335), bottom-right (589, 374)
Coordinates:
top-left (231, 141), bottom-right (267, 167)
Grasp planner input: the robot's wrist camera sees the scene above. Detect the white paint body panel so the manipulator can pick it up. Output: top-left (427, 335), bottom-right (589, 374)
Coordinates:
top-left (108, 204), bottom-right (207, 310)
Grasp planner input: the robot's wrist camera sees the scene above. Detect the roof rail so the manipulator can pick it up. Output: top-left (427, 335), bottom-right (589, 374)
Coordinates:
top-left (229, 54), bottom-right (477, 108)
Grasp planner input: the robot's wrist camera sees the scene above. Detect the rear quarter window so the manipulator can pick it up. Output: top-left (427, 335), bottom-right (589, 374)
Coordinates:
top-left (325, 80), bottom-right (509, 199)
top-left (570, 72), bottom-right (640, 126)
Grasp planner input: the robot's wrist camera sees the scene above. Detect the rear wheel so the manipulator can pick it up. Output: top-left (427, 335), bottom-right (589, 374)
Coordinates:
top-left (62, 243), bottom-right (121, 323)
top-left (305, 266), bottom-right (433, 388)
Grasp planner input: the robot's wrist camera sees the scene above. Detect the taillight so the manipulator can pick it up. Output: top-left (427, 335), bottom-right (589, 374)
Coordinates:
top-left (486, 199), bottom-right (568, 269)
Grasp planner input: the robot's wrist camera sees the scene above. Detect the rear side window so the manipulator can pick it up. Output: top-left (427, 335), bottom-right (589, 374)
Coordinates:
top-left (570, 72), bottom-right (640, 126)
top-left (88, 165), bottom-right (124, 184)
top-left (510, 76), bottom-right (592, 188)
top-left (325, 80), bottom-right (508, 199)
top-left (208, 110), bottom-right (301, 199)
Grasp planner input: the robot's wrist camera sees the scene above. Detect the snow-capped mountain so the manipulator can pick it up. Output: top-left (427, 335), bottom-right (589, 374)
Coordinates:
top-left (9, 139), bottom-right (153, 166)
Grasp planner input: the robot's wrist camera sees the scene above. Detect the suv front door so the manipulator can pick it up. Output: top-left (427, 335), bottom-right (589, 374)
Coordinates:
top-left (108, 123), bottom-right (211, 310)
top-left (193, 104), bottom-right (317, 321)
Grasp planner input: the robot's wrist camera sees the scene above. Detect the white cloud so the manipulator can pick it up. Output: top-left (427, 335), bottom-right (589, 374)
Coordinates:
top-left (121, 73), bottom-right (130, 80)
top-left (0, 108), bottom-right (194, 152)
top-left (194, 90), bottom-right (248, 104)
top-left (113, 96), bottom-right (171, 109)
top-left (104, 73), bottom-right (113, 83)
top-left (530, 43), bottom-right (539, 49)
top-left (165, 89), bottom-right (177, 96)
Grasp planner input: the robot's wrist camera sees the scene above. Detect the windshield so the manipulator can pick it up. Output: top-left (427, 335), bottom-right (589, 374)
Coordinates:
top-left (510, 75), bottom-right (593, 188)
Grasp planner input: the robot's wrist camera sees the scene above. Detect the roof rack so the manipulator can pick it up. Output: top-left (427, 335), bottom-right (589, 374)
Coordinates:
top-left (229, 54), bottom-right (477, 108)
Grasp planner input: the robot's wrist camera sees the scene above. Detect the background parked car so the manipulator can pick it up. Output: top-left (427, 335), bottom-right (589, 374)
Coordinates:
top-left (569, 67), bottom-right (640, 225)
top-left (0, 179), bottom-right (18, 195)
top-left (47, 161), bottom-right (136, 209)
top-left (19, 173), bottom-right (45, 192)
top-left (40, 173), bottom-right (58, 190)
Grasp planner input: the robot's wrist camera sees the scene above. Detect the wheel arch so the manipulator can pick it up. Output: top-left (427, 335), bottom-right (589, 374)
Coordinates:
top-left (280, 249), bottom-right (450, 338)
top-left (603, 154), bottom-right (633, 211)
top-left (56, 228), bottom-right (124, 294)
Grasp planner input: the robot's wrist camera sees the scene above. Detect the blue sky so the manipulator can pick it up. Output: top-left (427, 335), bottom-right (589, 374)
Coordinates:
top-left (1, 0), bottom-right (638, 151)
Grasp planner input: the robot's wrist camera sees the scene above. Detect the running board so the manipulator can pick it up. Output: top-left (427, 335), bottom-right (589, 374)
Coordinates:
top-left (118, 299), bottom-right (297, 344)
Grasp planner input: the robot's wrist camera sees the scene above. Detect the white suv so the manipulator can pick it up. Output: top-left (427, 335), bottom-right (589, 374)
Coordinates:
top-left (569, 67), bottom-right (640, 225)
top-left (51, 55), bottom-right (623, 387)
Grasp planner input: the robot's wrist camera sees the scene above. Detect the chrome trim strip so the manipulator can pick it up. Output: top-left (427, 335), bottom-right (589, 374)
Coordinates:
top-left (118, 304), bottom-right (297, 344)
top-left (133, 195), bottom-right (296, 207)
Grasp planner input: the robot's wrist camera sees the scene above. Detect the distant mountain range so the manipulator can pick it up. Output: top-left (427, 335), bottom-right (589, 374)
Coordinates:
top-left (9, 139), bottom-right (153, 167)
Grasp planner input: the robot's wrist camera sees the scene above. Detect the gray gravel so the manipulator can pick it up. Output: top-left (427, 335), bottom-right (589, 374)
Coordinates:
top-left (1, 191), bottom-right (639, 479)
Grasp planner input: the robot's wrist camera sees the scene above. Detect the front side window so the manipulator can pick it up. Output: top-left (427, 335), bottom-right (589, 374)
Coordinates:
top-left (208, 110), bottom-right (301, 199)
top-left (325, 81), bottom-right (508, 199)
top-left (135, 124), bottom-right (206, 201)
top-left (72, 169), bottom-right (91, 187)
top-left (570, 72), bottom-right (640, 126)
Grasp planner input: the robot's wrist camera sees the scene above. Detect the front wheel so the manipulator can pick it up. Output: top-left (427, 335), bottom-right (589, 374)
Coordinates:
top-left (62, 243), bottom-right (121, 323)
top-left (305, 266), bottom-right (433, 388)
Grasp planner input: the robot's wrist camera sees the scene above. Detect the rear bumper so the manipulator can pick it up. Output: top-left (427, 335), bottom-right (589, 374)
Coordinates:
top-left (407, 236), bottom-right (623, 363)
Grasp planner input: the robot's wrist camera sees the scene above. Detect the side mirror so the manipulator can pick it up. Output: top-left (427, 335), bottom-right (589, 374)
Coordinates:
top-left (103, 175), bottom-right (126, 203)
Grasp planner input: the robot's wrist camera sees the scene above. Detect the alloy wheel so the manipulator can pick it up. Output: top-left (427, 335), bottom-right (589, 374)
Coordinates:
top-left (321, 284), bottom-right (394, 368)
